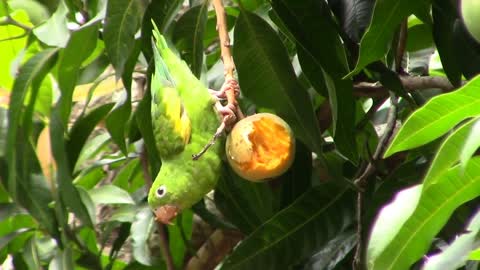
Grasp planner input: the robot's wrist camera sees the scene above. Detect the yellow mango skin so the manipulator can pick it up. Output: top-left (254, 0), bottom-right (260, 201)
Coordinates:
top-left (226, 113), bottom-right (295, 181)
top-left (461, 0), bottom-right (480, 42)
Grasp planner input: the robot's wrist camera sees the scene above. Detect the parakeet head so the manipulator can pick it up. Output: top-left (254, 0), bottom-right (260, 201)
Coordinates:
top-left (148, 178), bottom-right (180, 224)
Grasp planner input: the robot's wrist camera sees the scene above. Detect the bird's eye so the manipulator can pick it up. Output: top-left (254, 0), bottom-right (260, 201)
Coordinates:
top-left (156, 185), bottom-right (167, 198)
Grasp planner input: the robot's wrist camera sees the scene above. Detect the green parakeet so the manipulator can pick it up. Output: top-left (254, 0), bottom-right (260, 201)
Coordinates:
top-left (147, 26), bottom-right (224, 224)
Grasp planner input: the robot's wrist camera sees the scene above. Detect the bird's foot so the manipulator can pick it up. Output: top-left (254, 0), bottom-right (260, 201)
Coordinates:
top-left (193, 79), bottom-right (244, 160)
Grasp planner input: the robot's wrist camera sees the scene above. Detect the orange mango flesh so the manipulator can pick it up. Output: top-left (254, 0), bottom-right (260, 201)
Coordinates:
top-left (237, 117), bottom-right (293, 177)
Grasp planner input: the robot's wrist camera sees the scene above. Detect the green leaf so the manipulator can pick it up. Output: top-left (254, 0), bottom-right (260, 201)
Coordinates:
top-left (135, 85), bottom-right (161, 174)
top-left (271, 0), bottom-right (357, 161)
top-left (469, 248), bottom-right (480, 260)
top-left (22, 236), bottom-right (41, 270)
top-left (233, 10), bottom-right (322, 153)
top-left (88, 185), bottom-right (135, 205)
top-left (131, 205), bottom-right (157, 266)
top-left (384, 75), bottom-right (480, 157)
top-left (104, 0), bottom-right (148, 77)
top-left (140, 0), bottom-right (184, 60)
top-left (423, 118), bottom-right (476, 186)
top-left (219, 182), bottom-right (354, 270)
top-left (0, 228), bottom-right (31, 250)
top-left (66, 103), bottom-right (114, 170)
top-left (173, 3), bottom-right (208, 78)
top-left (57, 23), bottom-right (99, 125)
top-left (422, 209), bottom-right (480, 270)
top-left (214, 164), bottom-right (276, 234)
top-left (33, 1), bottom-right (70, 47)
top-left (347, 0), bottom-right (427, 77)
top-left (50, 106), bottom-right (94, 227)
top-left (279, 140), bottom-right (312, 207)
top-left (5, 48), bottom-right (58, 200)
top-left (168, 210), bottom-right (193, 269)
top-left (367, 157), bottom-right (480, 270)
top-left (105, 91), bottom-right (131, 155)
top-left (48, 247), bottom-right (74, 270)
top-left (302, 230), bottom-right (357, 270)
top-left (432, 0), bottom-right (462, 86)
top-left (452, 20), bottom-right (480, 80)
top-left (460, 118), bottom-right (480, 168)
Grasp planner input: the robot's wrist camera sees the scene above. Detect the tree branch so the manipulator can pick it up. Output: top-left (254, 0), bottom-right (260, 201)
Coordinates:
top-left (352, 93), bottom-right (399, 270)
top-left (212, 0), bottom-right (243, 119)
top-left (353, 75), bottom-right (458, 97)
top-left (186, 229), bottom-right (243, 270)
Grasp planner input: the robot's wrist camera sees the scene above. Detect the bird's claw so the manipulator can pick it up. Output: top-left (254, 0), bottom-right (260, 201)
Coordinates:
top-left (193, 79), bottom-right (244, 160)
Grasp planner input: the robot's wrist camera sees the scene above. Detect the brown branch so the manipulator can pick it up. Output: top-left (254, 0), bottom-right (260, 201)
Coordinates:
top-left (352, 93), bottom-right (399, 270)
top-left (185, 229), bottom-right (243, 270)
top-left (212, 0), bottom-right (243, 120)
top-left (353, 75), bottom-right (458, 97)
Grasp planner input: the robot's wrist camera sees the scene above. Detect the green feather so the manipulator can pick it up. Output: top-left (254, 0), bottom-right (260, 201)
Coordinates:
top-left (148, 22), bottom-right (222, 213)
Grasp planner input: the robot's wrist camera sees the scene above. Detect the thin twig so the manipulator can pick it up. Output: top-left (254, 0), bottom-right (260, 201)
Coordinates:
top-left (395, 19), bottom-right (408, 73)
top-left (0, 0), bottom-right (32, 32)
top-left (193, 0), bottom-right (243, 160)
top-left (353, 93), bottom-right (399, 270)
top-left (353, 75), bottom-right (459, 97)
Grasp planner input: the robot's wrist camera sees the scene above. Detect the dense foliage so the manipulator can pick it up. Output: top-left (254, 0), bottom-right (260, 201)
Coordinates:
top-left (1, 0), bottom-right (480, 269)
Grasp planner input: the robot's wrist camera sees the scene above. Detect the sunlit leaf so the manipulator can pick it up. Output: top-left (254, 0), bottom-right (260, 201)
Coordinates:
top-left (384, 75), bottom-right (480, 157)
top-left (422, 209), bottom-right (480, 270)
top-left (131, 205), bottom-right (157, 266)
top-left (33, 1), bottom-right (70, 48)
top-left (88, 185), bottom-right (135, 205)
top-left (423, 118), bottom-right (476, 187)
top-left (347, 0), bottom-right (427, 76)
top-left (367, 157), bottom-right (480, 270)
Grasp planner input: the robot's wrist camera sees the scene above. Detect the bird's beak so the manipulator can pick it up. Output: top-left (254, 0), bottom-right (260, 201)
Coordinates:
top-left (154, 205), bottom-right (180, 225)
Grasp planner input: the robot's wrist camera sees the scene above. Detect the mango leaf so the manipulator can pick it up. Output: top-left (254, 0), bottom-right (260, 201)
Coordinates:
top-left (214, 164), bottom-right (276, 234)
top-left (57, 23), bottom-right (99, 125)
top-left (423, 118), bottom-right (476, 186)
top-left (422, 209), bottom-right (480, 270)
top-left (173, 3), bottom-right (208, 78)
top-left (432, 0), bottom-right (462, 86)
top-left (104, 0), bottom-right (148, 77)
top-left (5, 48), bottom-right (58, 199)
top-left (367, 157), bottom-right (480, 270)
top-left (135, 82), bottom-right (161, 175)
top-left (452, 20), bottom-right (480, 80)
top-left (66, 103), bottom-right (114, 170)
top-left (168, 210), bottom-right (193, 269)
top-left (48, 247), bottom-right (74, 270)
top-left (88, 185), bottom-right (135, 205)
top-left (279, 140), bottom-right (312, 208)
top-left (384, 75), bottom-right (480, 157)
top-left (302, 230), bottom-right (357, 270)
top-left (131, 205), bottom-right (157, 266)
top-left (219, 182), bottom-right (354, 270)
top-left (141, 0), bottom-right (184, 60)
top-left (347, 0), bottom-right (427, 76)
top-left (271, 0), bottom-right (357, 162)
top-left (33, 1), bottom-right (70, 48)
top-left (233, 10), bottom-right (323, 153)
top-left (328, 0), bottom-right (375, 43)
top-left (0, 228), bottom-right (32, 250)
top-left (50, 106), bottom-right (94, 227)
top-left (460, 118), bottom-right (480, 168)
